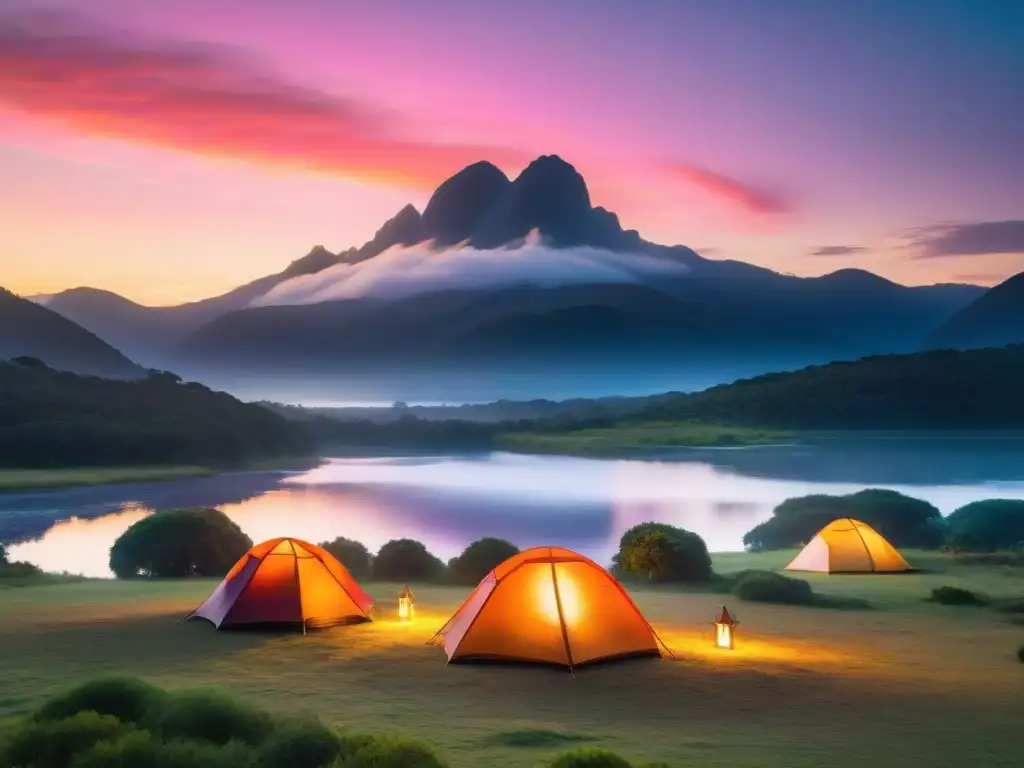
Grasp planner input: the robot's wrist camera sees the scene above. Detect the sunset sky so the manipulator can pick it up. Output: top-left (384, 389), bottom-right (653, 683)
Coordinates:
top-left (1, 0), bottom-right (1022, 305)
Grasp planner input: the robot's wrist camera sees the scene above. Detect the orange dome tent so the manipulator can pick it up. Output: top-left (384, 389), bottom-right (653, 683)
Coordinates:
top-left (186, 537), bottom-right (374, 631)
top-left (431, 546), bottom-right (669, 669)
top-left (785, 518), bottom-right (913, 573)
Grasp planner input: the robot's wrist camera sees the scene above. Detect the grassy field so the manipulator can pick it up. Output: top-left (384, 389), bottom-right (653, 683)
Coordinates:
top-left (0, 457), bottom-right (324, 493)
top-left (499, 421), bottom-right (794, 457)
top-left (0, 466), bottom-right (216, 492)
top-left (0, 550), bottom-right (1021, 767)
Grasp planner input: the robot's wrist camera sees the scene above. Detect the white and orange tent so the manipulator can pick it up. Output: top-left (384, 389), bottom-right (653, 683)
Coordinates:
top-left (785, 518), bottom-right (913, 574)
top-left (187, 537), bottom-right (374, 631)
top-left (432, 546), bottom-right (669, 669)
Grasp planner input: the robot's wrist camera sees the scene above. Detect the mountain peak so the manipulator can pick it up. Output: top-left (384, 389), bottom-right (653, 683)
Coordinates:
top-left (815, 268), bottom-right (900, 290)
top-left (281, 245), bottom-right (339, 279)
top-left (421, 162), bottom-right (511, 246)
top-left (470, 154), bottom-right (597, 249)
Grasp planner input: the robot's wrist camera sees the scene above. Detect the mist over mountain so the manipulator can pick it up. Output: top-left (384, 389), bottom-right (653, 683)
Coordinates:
top-left (37, 154), bottom-right (987, 401)
top-left (926, 270), bottom-right (1024, 350)
top-left (253, 230), bottom-right (688, 306)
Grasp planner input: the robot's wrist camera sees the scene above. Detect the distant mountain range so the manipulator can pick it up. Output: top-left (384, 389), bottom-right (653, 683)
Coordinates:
top-left (926, 270), bottom-right (1024, 350)
top-left (24, 154), bottom-right (1017, 398)
top-left (0, 288), bottom-right (143, 379)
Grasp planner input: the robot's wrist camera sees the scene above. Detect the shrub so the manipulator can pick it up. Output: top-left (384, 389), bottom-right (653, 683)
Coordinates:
top-left (945, 500), bottom-right (1024, 552)
top-left (546, 747), bottom-right (633, 768)
top-left (743, 489), bottom-right (944, 551)
top-left (68, 729), bottom-right (255, 768)
top-left (372, 539), bottom-right (445, 582)
top-left (0, 559), bottom-right (43, 578)
top-left (447, 538), bottom-right (520, 584)
top-left (731, 570), bottom-right (814, 605)
top-left (0, 543), bottom-right (7, 564)
top-left (318, 536), bottom-right (373, 578)
top-left (1018, 645), bottom-right (1024, 663)
top-left (147, 688), bottom-right (272, 746)
top-left (335, 733), bottom-right (449, 767)
top-left (928, 586), bottom-right (987, 606)
top-left (34, 677), bottom-right (168, 725)
top-left (3, 711), bottom-right (130, 768)
top-left (615, 522), bottom-right (712, 583)
top-left (258, 718), bottom-right (343, 767)
top-left (109, 507), bottom-right (252, 579)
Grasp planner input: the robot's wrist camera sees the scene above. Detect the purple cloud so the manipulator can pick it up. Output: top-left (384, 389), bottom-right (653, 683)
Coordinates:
top-left (809, 245), bottom-right (866, 257)
top-left (909, 221), bottom-right (1024, 259)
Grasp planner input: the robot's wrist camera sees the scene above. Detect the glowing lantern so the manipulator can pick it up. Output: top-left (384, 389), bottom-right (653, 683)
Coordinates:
top-left (712, 605), bottom-right (738, 650)
top-left (398, 585), bottom-right (415, 621)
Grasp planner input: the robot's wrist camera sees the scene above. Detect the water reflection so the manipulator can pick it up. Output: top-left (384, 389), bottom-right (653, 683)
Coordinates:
top-left (4, 448), bottom-right (1024, 579)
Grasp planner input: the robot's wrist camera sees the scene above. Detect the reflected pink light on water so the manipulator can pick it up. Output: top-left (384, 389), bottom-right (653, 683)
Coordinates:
top-left (8, 507), bottom-right (152, 578)
top-left (216, 486), bottom-right (468, 561)
top-left (12, 454), bottom-right (1024, 579)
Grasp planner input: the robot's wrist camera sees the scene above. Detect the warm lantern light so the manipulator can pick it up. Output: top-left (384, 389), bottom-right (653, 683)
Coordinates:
top-left (712, 605), bottom-right (738, 650)
top-left (398, 585), bottom-right (415, 621)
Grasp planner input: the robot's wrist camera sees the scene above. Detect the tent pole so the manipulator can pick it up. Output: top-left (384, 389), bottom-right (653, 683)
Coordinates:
top-left (549, 559), bottom-right (575, 673)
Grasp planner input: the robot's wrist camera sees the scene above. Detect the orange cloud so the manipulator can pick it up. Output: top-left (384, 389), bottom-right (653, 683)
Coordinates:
top-left (0, 8), bottom-right (529, 190)
top-left (661, 162), bottom-right (788, 215)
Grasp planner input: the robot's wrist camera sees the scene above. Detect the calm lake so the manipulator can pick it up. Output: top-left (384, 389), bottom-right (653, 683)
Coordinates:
top-left (5, 436), bottom-right (1024, 578)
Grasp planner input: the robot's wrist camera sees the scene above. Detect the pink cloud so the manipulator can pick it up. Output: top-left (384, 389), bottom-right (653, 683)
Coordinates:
top-left (661, 162), bottom-right (788, 215)
top-left (0, 8), bottom-right (530, 190)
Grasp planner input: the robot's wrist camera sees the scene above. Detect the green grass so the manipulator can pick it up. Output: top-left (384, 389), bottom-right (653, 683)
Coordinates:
top-left (498, 421), bottom-right (794, 456)
top-left (0, 551), bottom-right (1022, 767)
top-left (0, 457), bottom-right (323, 493)
top-left (0, 466), bottom-right (215, 493)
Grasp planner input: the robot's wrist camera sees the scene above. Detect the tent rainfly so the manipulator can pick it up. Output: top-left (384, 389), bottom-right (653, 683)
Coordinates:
top-left (186, 537), bottom-right (374, 631)
top-left (432, 546), bottom-right (670, 669)
top-left (785, 518), bottom-right (913, 574)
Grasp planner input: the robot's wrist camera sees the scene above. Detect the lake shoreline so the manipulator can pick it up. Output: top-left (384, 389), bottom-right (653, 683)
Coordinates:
top-left (0, 456), bottom-right (324, 494)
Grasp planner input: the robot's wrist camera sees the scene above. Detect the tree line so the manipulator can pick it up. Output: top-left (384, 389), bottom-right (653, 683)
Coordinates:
top-left (744, 491), bottom-right (1024, 552)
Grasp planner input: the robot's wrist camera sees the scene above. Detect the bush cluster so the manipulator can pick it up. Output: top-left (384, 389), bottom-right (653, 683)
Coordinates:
top-left (614, 523), bottom-right (713, 583)
top-left (109, 508), bottom-right (253, 579)
top-left (1, 677), bottom-right (447, 768)
top-left (742, 489), bottom-right (944, 551)
top-left (108, 510), bottom-right (536, 586)
top-left (743, 491), bottom-right (1024, 555)
top-left (0, 678), bottom-right (657, 768)
top-left (729, 570), bottom-right (815, 605)
top-left (446, 538), bottom-right (520, 585)
top-left (0, 542), bottom-right (44, 581)
top-left (943, 500), bottom-right (1024, 552)
top-left (318, 537), bottom-right (373, 579)
top-left (928, 586), bottom-right (987, 606)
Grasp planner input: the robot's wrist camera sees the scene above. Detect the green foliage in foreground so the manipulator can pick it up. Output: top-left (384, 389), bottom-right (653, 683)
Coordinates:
top-left (614, 523), bottom-right (713, 583)
top-left (109, 508), bottom-right (253, 579)
top-left (0, 677), bottom-right (657, 768)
